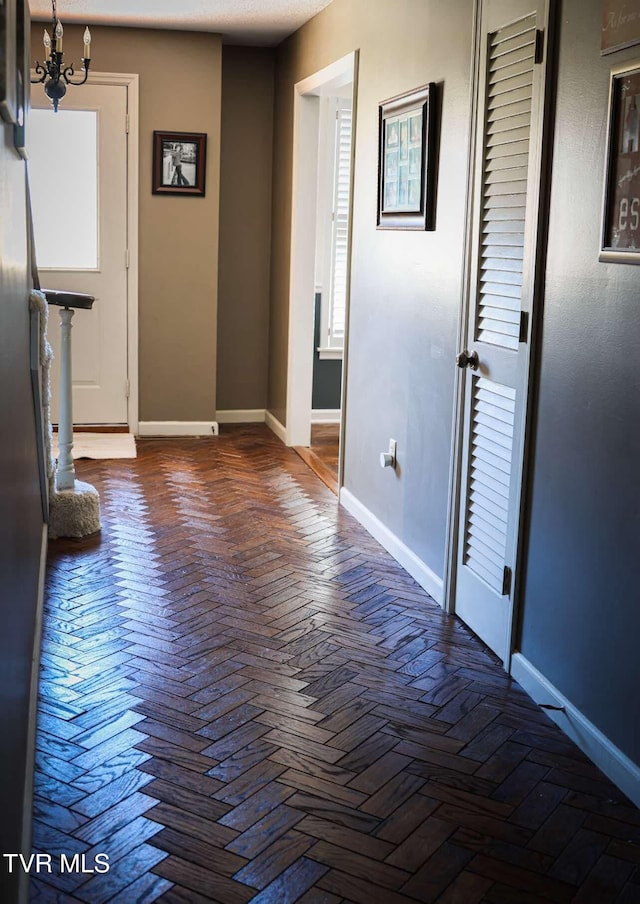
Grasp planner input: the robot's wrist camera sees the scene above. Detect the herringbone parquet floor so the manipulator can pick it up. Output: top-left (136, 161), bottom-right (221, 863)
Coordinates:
top-left (309, 426), bottom-right (340, 482)
top-left (31, 426), bottom-right (640, 904)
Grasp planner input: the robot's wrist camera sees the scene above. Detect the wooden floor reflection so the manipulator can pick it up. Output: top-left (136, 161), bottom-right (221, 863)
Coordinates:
top-left (31, 426), bottom-right (640, 903)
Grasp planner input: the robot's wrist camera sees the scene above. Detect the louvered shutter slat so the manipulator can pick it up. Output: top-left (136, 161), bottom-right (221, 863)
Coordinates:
top-left (482, 256), bottom-right (524, 272)
top-left (488, 85), bottom-right (533, 112)
top-left (492, 29), bottom-right (536, 57)
top-left (482, 221), bottom-right (525, 236)
top-left (474, 413), bottom-right (513, 439)
top-left (470, 496), bottom-right (508, 530)
top-left (488, 72), bottom-right (534, 101)
top-left (464, 378), bottom-right (517, 592)
top-left (492, 14), bottom-right (537, 44)
top-left (486, 166), bottom-right (529, 185)
top-left (488, 98), bottom-right (533, 122)
top-left (468, 514), bottom-right (508, 551)
top-left (477, 15), bottom-right (535, 351)
top-left (480, 306), bottom-right (521, 324)
top-left (487, 112), bottom-right (532, 135)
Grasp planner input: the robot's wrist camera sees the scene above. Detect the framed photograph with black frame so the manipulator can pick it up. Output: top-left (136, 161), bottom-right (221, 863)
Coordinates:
top-left (377, 83), bottom-right (436, 230)
top-left (13, 0), bottom-right (29, 155)
top-left (601, 59), bottom-right (640, 263)
top-left (153, 131), bottom-right (207, 196)
top-left (0, 0), bottom-right (18, 125)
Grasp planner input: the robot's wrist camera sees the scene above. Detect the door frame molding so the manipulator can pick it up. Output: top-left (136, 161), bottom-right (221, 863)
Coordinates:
top-left (90, 72), bottom-right (140, 434)
top-left (286, 51), bottom-right (358, 493)
top-left (443, 2), bottom-right (555, 667)
top-left (32, 71), bottom-right (140, 431)
top-left (443, 0), bottom-right (482, 621)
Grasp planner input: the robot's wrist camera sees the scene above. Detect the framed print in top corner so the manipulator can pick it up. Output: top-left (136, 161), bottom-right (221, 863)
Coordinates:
top-left (601, 59), bottom-right (640, 262)
top-left (377, 83), bottom-right (436, 230)
top-left (0, 0), bottom-right (18, 125)
top-left (13, 0), bottom-right (29, 155)
top-left (602, 0), bottom-right (640, 55)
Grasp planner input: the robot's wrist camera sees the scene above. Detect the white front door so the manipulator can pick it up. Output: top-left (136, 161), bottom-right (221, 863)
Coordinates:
top-left (29, 83), bottom-right (128, 425)
top-left (453, 0), bottom-right (551, 662)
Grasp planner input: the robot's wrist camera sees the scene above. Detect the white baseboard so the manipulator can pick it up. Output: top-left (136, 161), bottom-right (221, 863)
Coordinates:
top-left (339, 487), bottom-right (444, 605)
top-left (138, 421), bottom-right (219, 437)
top-left (217, 409), bottom-right (266, 424)
top-left (311, 408), bottom-right (341, 424)
top-left (511, 653), bottom-right (640, 808)
top-left (265, 410), bottom-right (287, 444)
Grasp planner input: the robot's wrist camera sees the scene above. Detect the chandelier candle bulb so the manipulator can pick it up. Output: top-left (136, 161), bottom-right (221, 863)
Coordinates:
top-left (31, 2), bottom-right (93, 111)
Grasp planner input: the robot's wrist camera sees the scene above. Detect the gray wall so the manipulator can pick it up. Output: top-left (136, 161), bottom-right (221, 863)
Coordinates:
top-left (270, 0), bottom-right (474, 580)
top-left (272, 0), bottom-right (640, 779)
top-left (312, 293), bottom-right (342, 410)
top-left (519, 0), bottom-right (640, 766)
top-left (217, 46), bottom-right (275, 412)
top-left (0, 121), bottom-right (45, 896)
top-left (32, 24), bottom-right (223, 423)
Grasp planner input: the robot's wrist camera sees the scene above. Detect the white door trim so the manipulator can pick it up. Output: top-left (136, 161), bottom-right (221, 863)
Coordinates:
top-left (443, 3), bottom-right (482, 618)
top-left (78, 71), bottom-right (139, 433)
top-left (286, 51), bottom-right (358, 469)
top-left (32, 70), bottom-right (140, 430)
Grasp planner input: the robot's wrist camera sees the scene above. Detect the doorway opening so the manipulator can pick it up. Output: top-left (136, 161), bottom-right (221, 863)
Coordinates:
top-left (286, 52), bottom-right (357, 495)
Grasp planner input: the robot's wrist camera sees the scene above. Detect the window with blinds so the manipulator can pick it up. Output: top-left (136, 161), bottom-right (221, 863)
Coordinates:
top-left (326, 99), bottom-right (352, 350)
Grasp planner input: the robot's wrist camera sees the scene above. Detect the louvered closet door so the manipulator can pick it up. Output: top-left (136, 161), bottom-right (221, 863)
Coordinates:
top-left (453, 0), bottom-right (550, 662)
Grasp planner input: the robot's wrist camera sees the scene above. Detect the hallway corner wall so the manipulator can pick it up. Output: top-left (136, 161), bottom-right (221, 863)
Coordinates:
top-left (518, 0), bottom-right (640, 771)
top-left (269, 0), bottom-right (475, 583)
top-left (0, 120), bottom-right (46, 899)
top-left (217, 46), bottom-right (275, 412)
top-left (30, 24), bottom-right (223, 423)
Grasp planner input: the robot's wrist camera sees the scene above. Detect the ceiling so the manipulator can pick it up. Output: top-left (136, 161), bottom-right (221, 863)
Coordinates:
top-left (29, 0), bottom-right (335, 46)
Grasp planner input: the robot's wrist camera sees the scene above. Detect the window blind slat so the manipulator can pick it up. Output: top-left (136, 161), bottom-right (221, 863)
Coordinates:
top-left (328, 99), bottom-right (352, 347)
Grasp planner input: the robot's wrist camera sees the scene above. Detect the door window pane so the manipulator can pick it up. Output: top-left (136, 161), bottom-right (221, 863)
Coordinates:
top-left (29, 109), bottom-right (98, 269)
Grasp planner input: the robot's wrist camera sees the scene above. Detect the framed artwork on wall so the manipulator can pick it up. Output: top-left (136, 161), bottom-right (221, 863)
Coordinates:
top-left (377, 83), bottom-right (436, 230)
top-left (13, 0), bottom-right (29, 155)
top-left (152, 131), bottom-right (207, 196)
top-left (601, 59), bottom-right (640, 262)
top-left (602, 0), bottom-right (640, 55)
top-left (0, 0), bottom-right (18, 125)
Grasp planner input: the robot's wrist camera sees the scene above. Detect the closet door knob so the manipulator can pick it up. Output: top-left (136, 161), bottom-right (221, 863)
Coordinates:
top-left (456, 349), bottom-right (479, 370)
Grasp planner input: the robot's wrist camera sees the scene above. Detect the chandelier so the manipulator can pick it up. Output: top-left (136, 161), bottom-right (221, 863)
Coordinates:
top-left (31, 0), bottom-right (92, 112)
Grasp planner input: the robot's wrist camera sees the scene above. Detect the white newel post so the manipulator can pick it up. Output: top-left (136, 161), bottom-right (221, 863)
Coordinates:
top-left (56, 306), bottom-right (76, 491)
top-left (43, 289), bottom-right (101, 539)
